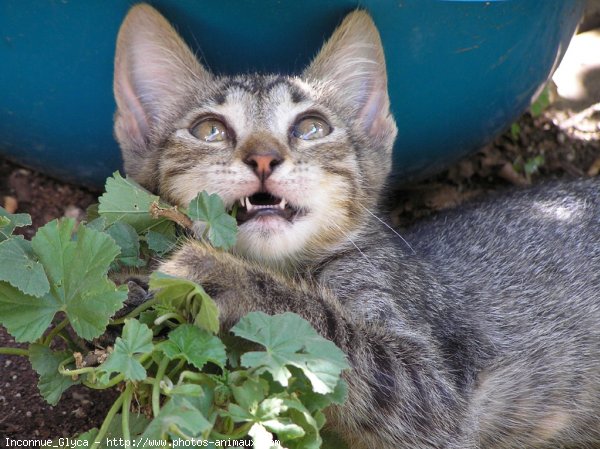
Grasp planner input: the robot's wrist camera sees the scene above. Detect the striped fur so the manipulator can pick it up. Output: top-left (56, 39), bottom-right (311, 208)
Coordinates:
top-left (114, 5), bottom-right (600, 448)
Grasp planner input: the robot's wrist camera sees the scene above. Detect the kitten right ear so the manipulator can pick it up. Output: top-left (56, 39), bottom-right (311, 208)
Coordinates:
top-left (113, 4), bottom-right (209, 178)
top-left (303, 11), bottom-right (396, 148)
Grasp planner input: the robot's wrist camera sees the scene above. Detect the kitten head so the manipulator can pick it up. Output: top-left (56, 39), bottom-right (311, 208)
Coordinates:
top-left (114, 4), bottom-right (397, 266)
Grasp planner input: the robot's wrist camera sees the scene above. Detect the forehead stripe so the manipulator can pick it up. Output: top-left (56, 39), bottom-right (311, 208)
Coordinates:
top-left (215, 77), bottom-right (307, 103)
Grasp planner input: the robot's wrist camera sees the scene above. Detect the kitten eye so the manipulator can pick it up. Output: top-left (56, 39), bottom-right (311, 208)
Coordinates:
top-left (292, 116), bottom-right (331, 140)
top-left (190, 118), bottom-right (228, 142)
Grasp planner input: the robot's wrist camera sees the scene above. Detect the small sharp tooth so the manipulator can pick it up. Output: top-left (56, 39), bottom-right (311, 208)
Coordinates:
top-left (240, 197), bottom-right (245, 208)
top-left (246, 198), bottom-right (254, 212)
top-left (279, 198), bottom-right (287, 209)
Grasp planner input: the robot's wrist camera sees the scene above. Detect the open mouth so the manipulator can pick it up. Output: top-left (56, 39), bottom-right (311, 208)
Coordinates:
top-left (235, 192), bottom-right (303, 224)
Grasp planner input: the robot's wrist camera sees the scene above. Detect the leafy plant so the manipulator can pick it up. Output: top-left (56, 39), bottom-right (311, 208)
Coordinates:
top-left (0, 173), bottom-right (349, 448)
top-left (529, 85), bottom-right (551, 118)
top-left (513, 154), bottom-right (546, 182)
top-left (510, 123), bottom-right (521, 141)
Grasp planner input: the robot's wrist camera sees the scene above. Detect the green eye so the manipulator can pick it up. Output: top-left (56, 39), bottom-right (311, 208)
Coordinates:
top-left (292, 116), bottom-right (331, 140)
top-left (190, 119), bottom-right (228, 142)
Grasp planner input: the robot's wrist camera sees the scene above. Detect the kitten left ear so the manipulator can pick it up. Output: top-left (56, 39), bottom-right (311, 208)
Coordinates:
top-left (303, 11), bottom-right (396, 144)
top-left (113, 4), bottom-right (210, 183)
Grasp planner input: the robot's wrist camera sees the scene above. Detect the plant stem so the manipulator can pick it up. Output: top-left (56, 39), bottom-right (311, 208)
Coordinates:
top-left (58, 356), bottom-right (101, 378)
top-left (167, 359), bottom-right (186, 380)
top-left (230, 203), bottom-right (239, 219)
top-left (83, 372), bottom-right (124, 390)
top-left (169, 425), bottom-right (195, 441)
top-left (154, 312), bottom-right (185, 326)
top-left (111, 296), bottom-right (161, 325)
top-left (83, 352), bottom-right (152, 389)
top-left (177, 370), bottom-right (215, 386)
top-left (43, 317), bottom-right (69, 346)
top-left (122, 382), bottom-right (133, 442)
top-left (150, 202), bottom-right (194, 230)
top-left (0, 347), bottom-right (28, 357)
top-left (153, 356), bottom-right (170, 417)
top-left (90, 391), bottom-right (125, 449)
top-left (185, 290), bottom-right (194, 318)
top-left (210, 422), bottom-right (253, 440)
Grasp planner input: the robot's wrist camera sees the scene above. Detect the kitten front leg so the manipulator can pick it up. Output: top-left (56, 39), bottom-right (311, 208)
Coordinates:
top-left (159, 241), bottom-right (473, 449)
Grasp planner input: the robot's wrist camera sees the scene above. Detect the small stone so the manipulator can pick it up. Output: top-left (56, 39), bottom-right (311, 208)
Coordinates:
top-left (498, 162), bottom-right (529, 187)
top-left (8, 170), bottom-right (33, 202)
top-left (64, 205), bottom-right (85, 221)
top-left (72, 407), bottom-right (86, 418)
top-left (587, 158), bottom-right (600, 177)
top-left (3, 195), bottom-right (18, 214)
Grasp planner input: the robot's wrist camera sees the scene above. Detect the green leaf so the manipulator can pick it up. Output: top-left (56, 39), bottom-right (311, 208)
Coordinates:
top-left (523, 155), bottom-right (545, 176)
top-left (146, 230), bottom-right (178, 256)
top-left (31, 219), bottom-right (127, 340)
top-left (248, 423), bottom-right (282, 449)
top-left (227, 403), bottom-right (254, 422)
top-left (85, 203), bottom-right (100, 222)
top-left (168, 384), bottom-right (205, 397)
top-left (193, 293), bottom-right (220, 334)
top-left (530, 85), bottom-right (551, 118)
top-left (99, 319), bottom-right (153, 381)
top-left (0, 282), bottom-right (60, 342)
top-left (256, 397), bottom-right (287, 421)
top-left (230, 376), bottom-right (268, 411)
top-left (106, 222), bottom-right (146, 268)
top-left (187, 191), bottom-right (237, 249)
top-left (510, 123), bottom-right (521, 141)
top-left (232, 312), bottom-right (349, 394)
top-left (85, 216), bottom-right (107, 232)
top-left (0, 206), bottom-right (31, 241)
top-left (160, 324), bottom-right (226, 369)
top-left (29, 344), bottom-right (79, 405)
top-left (98, 172), bottom-right (172, 234)
top-left (299, 379), bottom-right (348, 412)
top-left (77, 413), bottom-right (149, 446)
top-left (0, 237), bottom-right (50, 297)
top-left (138, 309), bottom-right (159, 330)
top-left (275, 396), bottom-right (321, 449)
top-left (149, 272), bottom-right (220, 334)
top-left (295, 376), bottom-right (348, 413)
top-left (228, 393), bottom-right (317, 446)
top-left (262, 417), bottom-right (305, 440)
top-left (76, 429), bottom-right (98, 447)
top-left (139, 396), bottom-right (212, 439)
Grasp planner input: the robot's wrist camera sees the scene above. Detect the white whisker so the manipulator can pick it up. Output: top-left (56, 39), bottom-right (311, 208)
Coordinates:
top-left (330, 222), bottom-right (376, 269)
top-left (360, 204), bottom-right (416, 254)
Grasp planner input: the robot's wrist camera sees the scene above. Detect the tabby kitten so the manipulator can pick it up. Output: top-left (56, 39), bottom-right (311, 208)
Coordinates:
top-left (114, 5), bottom-right (600, 449)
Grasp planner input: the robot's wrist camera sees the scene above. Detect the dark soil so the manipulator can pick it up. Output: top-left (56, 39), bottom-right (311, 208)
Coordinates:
top-left (1, 108), bottom-right (598, 440)
top-left (0, 331), bottom-right (119, 439)
top-left (390, 110), bottom-right (600, 227)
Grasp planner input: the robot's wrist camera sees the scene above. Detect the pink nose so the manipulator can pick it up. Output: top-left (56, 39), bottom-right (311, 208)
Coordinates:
top-left (243, 152), bottom-right (283, 180)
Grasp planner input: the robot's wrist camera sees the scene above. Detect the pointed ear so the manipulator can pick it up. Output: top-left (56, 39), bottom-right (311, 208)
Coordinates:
top-left (303, 11), bottom-right (396, 143)
top-left (113, 4), bottom-right (209, 178)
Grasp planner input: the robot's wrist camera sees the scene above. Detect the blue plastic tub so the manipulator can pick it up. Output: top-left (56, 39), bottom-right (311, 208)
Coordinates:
top-left (0, 1), bottom-right (585, 187)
